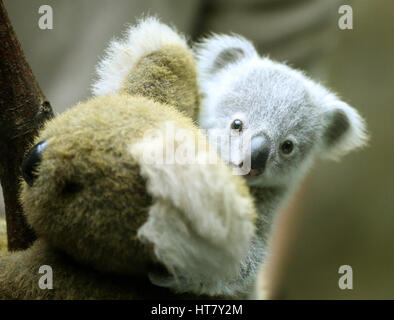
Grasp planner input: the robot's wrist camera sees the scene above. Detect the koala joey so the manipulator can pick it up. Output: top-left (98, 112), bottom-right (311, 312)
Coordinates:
top-left (195, 34), bottom-right (368, 298)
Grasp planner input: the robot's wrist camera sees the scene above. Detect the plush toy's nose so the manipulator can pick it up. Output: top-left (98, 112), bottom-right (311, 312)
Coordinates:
top-left (21, 141), bottom-right (47, 186)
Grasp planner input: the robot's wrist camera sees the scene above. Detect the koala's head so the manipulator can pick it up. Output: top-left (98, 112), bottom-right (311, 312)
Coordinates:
top-left (195, 35), bottom-right (368, 187)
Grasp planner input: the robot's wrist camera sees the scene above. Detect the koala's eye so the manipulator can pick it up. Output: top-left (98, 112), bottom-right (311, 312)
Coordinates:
top-left (280, 140), bottom-right (294, 155)
top-left (231, 119), bottom-right (243, 131)
top-left (21, 141), bottom-right (48, 186)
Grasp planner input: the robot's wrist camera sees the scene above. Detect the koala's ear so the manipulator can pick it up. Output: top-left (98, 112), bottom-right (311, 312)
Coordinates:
top-left (320, 96), bottom-right (368, 160)
top-left (194, 34), bottom-right (258, 76)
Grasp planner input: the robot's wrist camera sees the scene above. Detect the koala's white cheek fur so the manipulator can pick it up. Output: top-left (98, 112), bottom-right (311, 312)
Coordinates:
top-left (129, 127), bottom-right (256, 296)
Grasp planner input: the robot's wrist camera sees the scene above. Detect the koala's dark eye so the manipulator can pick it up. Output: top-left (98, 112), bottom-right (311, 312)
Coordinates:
top-left (231, 119), bottom-right (243, 131)
top-left (21, 141), bottom-right (48, 186)
top-left (280, 140), bottom-right (294, 155)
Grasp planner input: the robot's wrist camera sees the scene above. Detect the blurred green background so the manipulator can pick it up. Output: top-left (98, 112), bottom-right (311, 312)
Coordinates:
top-left (1, 0), bottom-right (393, 298)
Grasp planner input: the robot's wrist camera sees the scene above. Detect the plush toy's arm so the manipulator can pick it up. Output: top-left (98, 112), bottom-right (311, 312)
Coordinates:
top-left (0, 241), bottom-right (50, 299)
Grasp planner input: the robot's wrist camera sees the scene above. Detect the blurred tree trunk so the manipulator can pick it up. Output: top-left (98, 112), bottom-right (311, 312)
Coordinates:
top-left (0, 0), bottom-right (53, 251)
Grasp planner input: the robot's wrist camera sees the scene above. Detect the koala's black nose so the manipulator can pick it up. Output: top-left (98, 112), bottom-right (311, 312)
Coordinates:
top-left (21, 141), bottom-right (47, 186)
top-left (251, 147), bottom-right (270, 171)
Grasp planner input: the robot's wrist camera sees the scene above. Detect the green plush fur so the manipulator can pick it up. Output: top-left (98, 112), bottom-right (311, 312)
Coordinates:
top-left (0, 95), bottom-right (202, 299)
top-left (122, 44), bottom-right (200, 120)
top-left (0, 30), bottom-right (254, 299)
top-left (22, 93), bottom-right (201, 277)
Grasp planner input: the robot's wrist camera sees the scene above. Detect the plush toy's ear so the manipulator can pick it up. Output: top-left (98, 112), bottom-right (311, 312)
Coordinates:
top-left (91, 17), bottom-right (199, 119)
top-left (320, 94), bottom-right (368, 160)
top-left (91, 16), bottom-right (188, 97)
top-left (194, 34), bottom-right (258, 77)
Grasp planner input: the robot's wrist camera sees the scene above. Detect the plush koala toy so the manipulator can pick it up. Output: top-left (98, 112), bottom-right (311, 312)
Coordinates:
top-left (195, 35), bottom-right (368, 297)
top-left (0, 19), bottom-right (256, 299)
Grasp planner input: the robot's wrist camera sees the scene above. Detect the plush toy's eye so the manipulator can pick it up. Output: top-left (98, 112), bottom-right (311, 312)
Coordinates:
top-left (231, 119), bottom-right (243, 131)
top-left (280, 140), bottom-right (294, 155)
top-left (21, 141), bottom-right (47, 186)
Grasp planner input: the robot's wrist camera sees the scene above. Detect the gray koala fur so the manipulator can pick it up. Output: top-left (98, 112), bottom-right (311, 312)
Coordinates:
top-left (194, 34), bottom-right (368, 298)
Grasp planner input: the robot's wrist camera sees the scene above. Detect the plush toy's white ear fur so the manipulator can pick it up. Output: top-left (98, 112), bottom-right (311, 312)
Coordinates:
top-left (91, 17), bottom-right (188, 96)
top-left (129, 126), bottom-right (256, 296)
top-left (194, 34), bottom-right (258, 80)
top-left (307, 81), bottom-right (368, 160)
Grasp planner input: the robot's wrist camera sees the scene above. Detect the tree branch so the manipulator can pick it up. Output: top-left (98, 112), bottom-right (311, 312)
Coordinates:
top-left (0, 0), bottom-right (54, 251)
